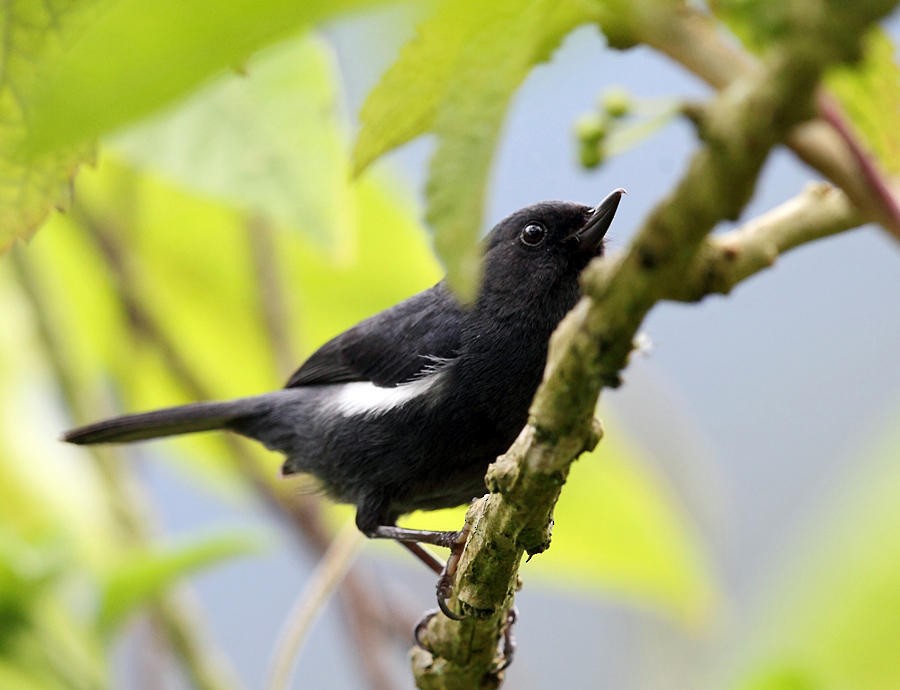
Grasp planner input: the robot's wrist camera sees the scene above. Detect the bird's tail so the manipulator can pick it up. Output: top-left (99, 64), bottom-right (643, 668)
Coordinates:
top-left (62, 394), bottom-right (281, 445)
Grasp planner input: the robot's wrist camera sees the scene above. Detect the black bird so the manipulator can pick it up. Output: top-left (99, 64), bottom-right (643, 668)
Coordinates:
top-left (64, 189), bottom-right (624, 608)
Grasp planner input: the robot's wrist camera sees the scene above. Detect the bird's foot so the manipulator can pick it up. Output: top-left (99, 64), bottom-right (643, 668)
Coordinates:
top-left (434, 524), bottom-right (469, 620)
top-left (413, 608), bottom-right (438, 651)
top-left (413, 603), bottom-right (519, 673)
top-left (491, 606), bottom-right (518, 673)
top-left (369, 521), bottom-right (471, 619)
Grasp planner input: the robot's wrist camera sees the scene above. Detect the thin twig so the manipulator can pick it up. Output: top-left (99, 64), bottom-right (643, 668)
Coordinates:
top-left (668, 182), bottom-right (868, 302)
top-left (245, 212), bottom-right (298, 377)
top-left (266, 521), bottom-right (365, 690)
top-left (243, 212), bottom-right (404, 690)
top-left (76, 202), bottom-right (412, 690)
top-left (9, 248), bottom-right (242, 690)
top-left (636, 3), bottom-right (900, 241)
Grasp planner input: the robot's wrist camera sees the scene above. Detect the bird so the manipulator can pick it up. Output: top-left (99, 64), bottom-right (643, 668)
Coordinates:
top-left (63, 189), bottom-right (624, 615)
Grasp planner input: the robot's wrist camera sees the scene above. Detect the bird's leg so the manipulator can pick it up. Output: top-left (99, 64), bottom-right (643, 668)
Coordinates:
top-left (368, 524), bottom-right (470, 621)
top-left (492, 606), bottom-right (518, 673)
top-left (356, 498), bottom-right (470, 620)
top-left (369, 524), bottom-right (463, 549)
top-left (400, 541), bottom-right (443, 575)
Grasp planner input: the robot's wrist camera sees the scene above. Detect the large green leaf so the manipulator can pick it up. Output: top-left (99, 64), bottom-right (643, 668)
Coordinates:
top-left (97, 533), bottom-right (260, 635)
top-left (24, 0), bottom-right (395, 155)
top-left (428, 0), bottom-right (596, 298)
top-left (710, 3), bottom-right (900, 175)
top-left (113, 35), bottom-right (355, 254)
top-left (352, 0), bottom-right (486, 176)
top-left (732, 411), bottom-right (900, 690)
top-left (23, 152), bottom-right (439, 488)
top-left (355, 0), bottom-right (598, 299)
top-left (403, 429), bottom-right (716, 625)
top-left (0, 527), bottom-right (67, 638)
top-left (0, 1), bottom-right (95, 252)
top-left (529, 434), bottom-right (715, 625)
top-left (827, 29), bottom-right (900, 174)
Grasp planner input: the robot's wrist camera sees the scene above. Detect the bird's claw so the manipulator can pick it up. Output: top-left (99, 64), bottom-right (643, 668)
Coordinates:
top-left (434, 524), bottom-right (469, 620)
top-left (413, 604), bottom-right (519, 673)
top-left (491, 606), bottom-right (518, 673)
top-left (413, 524), bottom-right (470, 650)
top-left (414, 609), bottom-right (438, 652)
top-left (436, 580), bottom-right (464, 620)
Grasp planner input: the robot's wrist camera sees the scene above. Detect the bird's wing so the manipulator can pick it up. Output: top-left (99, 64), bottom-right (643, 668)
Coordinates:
top-left (285, 283), bottom-right (464, 388)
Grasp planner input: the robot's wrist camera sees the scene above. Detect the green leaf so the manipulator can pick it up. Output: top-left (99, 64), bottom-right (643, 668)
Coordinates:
top-left (731, 411), bottom-right (900, 690)
top-left (736, 666), bottom-right (822, 690)
top-left (113, 35), bottom-right (355, 254)
top-left (429, 0), bottom-right (596, 299)
top-left (352, 1), bottom-right (486, 176)
top-left (530, 435), bottom-right (716, 626)
top-left (0, 660), bottom-right (58, 690)
top-left (827, 28), bottom-right (900, 174)
top-left (355, 0), bottom-right (597, 299)
top-left (0, 0), bottom-right (95, 252)
top-left (97, 533), bottom-right (261, 635)
top-left (404, 431), bottom-right (716, 625)
top-left (24, 0), bottom-right (394, 155)
top-left (603, 99), bottom-right (680, 158)
top-left (0, 527), bottom-right (67, 637)
top-left (710, 8), bottom-right (899, 175)
top-left (709, 0), bottom-right (792, 49)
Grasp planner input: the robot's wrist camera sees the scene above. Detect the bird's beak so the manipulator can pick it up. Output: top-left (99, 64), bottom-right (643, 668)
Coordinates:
top-left (572, 188), bottom-right (626, 255)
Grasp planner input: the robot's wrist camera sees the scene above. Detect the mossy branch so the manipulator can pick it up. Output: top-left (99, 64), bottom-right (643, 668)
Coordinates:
top-left (410, 2), bottom-right (898, 687)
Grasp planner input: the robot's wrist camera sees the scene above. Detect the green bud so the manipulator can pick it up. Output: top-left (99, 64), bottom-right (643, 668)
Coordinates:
top-left (601, 87), bottom-right (631, 118)
top-left (578, 140), bottom-right (604, 169)
top-left (574, 112), bottom-right (606, 145)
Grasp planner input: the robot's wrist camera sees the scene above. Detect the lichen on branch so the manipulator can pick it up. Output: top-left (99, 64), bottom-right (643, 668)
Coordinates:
top-left (410, 2), bottom-right (900, 688)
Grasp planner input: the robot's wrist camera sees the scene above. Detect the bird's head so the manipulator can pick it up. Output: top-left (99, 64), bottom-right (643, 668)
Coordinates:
top-left (477, 188), bottom-right (624, 318)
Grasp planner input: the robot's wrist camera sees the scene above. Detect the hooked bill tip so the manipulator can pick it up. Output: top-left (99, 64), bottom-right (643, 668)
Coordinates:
top-left (575, 187), bottom-right (626, 252)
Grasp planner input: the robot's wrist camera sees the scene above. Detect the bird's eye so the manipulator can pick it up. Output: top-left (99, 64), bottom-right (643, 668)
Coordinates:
top-left (519, 223), bottom-right (546, 247)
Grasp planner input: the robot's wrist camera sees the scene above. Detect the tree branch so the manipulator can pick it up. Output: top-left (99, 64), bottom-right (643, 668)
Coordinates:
top-left (410, 2), bottom-right (898, 687)
top-left (635, 3), bottom-right (900, 240)
top-left (669, 181), bottom-right (864, 302)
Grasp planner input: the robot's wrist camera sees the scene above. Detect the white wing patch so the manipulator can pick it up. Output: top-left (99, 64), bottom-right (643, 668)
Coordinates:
top-left (331, 372), bottom-right (443, 417)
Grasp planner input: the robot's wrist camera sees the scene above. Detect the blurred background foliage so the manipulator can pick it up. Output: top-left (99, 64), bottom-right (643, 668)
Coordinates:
top-left (1, 0), bottom-right (898, 689)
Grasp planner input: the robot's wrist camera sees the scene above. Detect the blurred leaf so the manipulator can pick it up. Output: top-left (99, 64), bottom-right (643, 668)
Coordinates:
top-left (352, 0), bottom-right (484, 176)
top-left (0, 527), bottom-right (67, 636)
top-left (18, 599), bottom-right (108, 690)
top-left (113, 35), bottom-right (355, 255)
top-left (97, 532), bottom-right (260, 635)
top-left (731, 411), bottom-right (900, 690)
top-left (24, 151), bottom-right (439, 492)
top-left (604, 100), bottom-right (680, 157)
top-left (708, 0), bottom-right (791, 49)
top-left (737, 665), bottom-right (822, 690)
top-left (406, 430), bottom-right (716, 625)
top-left (429, 0), bottom-right (596, 299)
top-left (284, 179), bottom-right (442, 350)
top-left (24, 0), bottom-right (397, 154)
top-left (827, 29), bottom-right (900, 174)
top-left (0, 387), bottom-right (118, 571)
top-left (0, 660), bottom-right (58, 690)
top-left (710, 4), bottom-right (899, 175)
top-left (356, 0), bottom-right (597, 299)
top-left (531, 434), bottom-right (716, 625)
top-left (0, 0), bottom-right (95, 252)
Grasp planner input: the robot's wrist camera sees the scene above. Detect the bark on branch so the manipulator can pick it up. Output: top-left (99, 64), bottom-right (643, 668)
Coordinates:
top-left (410, 2), bottom-right (898, 687)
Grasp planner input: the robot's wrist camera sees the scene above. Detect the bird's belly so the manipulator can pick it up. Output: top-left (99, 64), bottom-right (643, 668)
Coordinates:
top-left (281, 387), bottom-right (519, 510)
